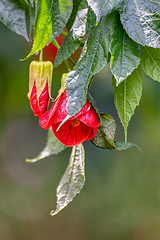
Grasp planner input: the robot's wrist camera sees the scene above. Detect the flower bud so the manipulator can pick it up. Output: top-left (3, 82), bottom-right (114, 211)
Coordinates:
top-left (28, 61), bottom-right (53, 117)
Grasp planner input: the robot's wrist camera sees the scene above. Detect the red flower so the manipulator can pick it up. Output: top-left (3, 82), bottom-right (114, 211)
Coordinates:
top-left (30, 82), bottom-right (50, 117)
top-left (28, 61), bottom-right (53, 118)
top-left (39, 90), bottom-right (99, 147)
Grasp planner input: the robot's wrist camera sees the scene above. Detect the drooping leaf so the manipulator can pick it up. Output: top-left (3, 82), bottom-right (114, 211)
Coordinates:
top-left (50, 144), bottom-right (85, 216)
top-left (0, 0), bottom-right (29, 41)
top-left (141, 46), bottom-right (160, 82)
top-left (59, 17), bottom-right (109, 127)
top-left (120, 0), bottom-right (160, 48)
top-left (87, 0), bottom-right (123, 22)
top-left (24, 0), bottom-right (73, 60)
top-left (91, 113), bottom-right (116, 150)
top-left (114, 141), bottom-right (142, 151)
top-left (26, 128), bottom-right (67, 163)
top-left (112, 66), bottom-right (143, 141)
top-left (109, 12), bottom-right (141, 85)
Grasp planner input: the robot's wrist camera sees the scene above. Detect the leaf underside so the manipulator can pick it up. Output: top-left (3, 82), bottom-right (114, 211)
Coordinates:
top-left (114, 140), bottom-right (142, 151)
top-left (0, 0), bottom-right (29, 41)
top-left (51, 144), bottom-right (85, 216)
top-left (26, 128), bottom-right (67, 163)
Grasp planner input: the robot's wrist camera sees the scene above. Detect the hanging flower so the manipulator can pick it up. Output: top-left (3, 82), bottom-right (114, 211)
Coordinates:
top-left (28, 61), bottom-right (53, 117)
top-left (39, 90), bottom-right (99, 147)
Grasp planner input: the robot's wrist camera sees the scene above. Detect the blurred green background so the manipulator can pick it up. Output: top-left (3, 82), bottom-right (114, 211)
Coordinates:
top-left (1, 21), bottom-right (160, 240)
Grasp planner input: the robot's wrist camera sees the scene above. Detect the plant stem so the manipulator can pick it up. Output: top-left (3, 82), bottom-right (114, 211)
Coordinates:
top-left (64, 60), bottom-right (71, 72)
top-left (61, 30), bottom-right (68, 37)
top-left (68, 58), bottom-right (76, 66)
top-left (125, 128), bottom-right (127, 143)
top-left (52, 39), bottom-right (60, 50)
top-left (39, 49), bottom-right (43, 62)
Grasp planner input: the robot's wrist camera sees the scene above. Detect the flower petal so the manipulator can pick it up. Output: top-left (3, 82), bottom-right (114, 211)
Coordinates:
top-left (76, 104), bottom-right (99, 128)
top-left (39, 93), bottom-right (62, 129)
top-left (52, 121), bottom-right (92, 147)
top-left (87, 128), bottom-right (98, 140)
top-left (30, 82), bottom-right (50, 117)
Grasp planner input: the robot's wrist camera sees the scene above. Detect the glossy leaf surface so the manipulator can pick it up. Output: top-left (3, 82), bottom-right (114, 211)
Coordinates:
top-left (120, 0), bottom-right (160, 48)
top-left (87, 0), bottom-right (123, 22)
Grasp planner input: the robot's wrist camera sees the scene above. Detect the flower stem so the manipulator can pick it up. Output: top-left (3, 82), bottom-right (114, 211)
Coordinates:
top-left (61, 30), bottom-right (68, 37)
top-left (39, 49), bottom-right (43, 62)
top-left (52, 39), bottom-right (60, 50)
top-left (125, 128), bottom-right (127, 143)
top-left (68, 58), bottom-right (76, 66)
top-left (64, 60), bottom-right (71, 72)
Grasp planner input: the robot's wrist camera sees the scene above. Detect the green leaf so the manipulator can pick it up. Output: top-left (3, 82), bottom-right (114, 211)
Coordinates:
top-left (24, 0), bottom-right (73, 60)
top-left (28, 0), bottom-right (35, 8)
top-left (0, 0), bottom-right (29, 41)
top-left (59, 17), bottom-right (109, 126)
top-left (120, 0), bottom-right (160, 48)
top-left (114, 141), bottom-right (142, 151)
top-left (141, 46), bottom-right (160, 82)
top-left (87, 0), bottom-right (123, 22)
top-left (150, 0), bottom-right (160, 3)
top-left (26, 128), bottom-right (67, 163)
top-left (28, 0), bottom-right (35, 37)
top-left (54, 31), bottom-right (81, 70)
top-left (50, 144), bottom-right (85, 216)
top-left (66, 0), bottom-right (82, 30)
top-left (112, 66), bottom-right (143, 141)
top-left (71, 0), bottom-right (96, 40)
top-left (109, 12), bottom-right (141, 85)
top-left (54, 0), bottom-right (96, 70)
top-left (91, 113), bottom-right (116, 150)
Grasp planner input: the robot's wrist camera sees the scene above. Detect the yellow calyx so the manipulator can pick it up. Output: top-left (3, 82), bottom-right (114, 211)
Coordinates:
top-left (28, 61), bottom-right (53, 99)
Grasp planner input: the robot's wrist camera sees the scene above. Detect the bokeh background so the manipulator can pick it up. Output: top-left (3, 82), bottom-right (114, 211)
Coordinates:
top-left (1, 21), bottom-right (160, 240)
